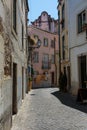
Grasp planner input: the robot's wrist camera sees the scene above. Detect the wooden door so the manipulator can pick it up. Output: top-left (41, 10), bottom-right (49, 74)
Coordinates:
top-left (12, 63), bottom-right (17, 114)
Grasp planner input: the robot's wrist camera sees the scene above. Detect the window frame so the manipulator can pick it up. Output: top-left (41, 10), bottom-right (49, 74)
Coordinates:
top-left (13, 0), bottom-right (17, 34)
top-left (43, 54), bottom-right (49, 62)
top-left (62, 35), bottom-right (65, 60)
top-left (51, 40), bottom-right (55, 48)
top-left (22, 24), bottom-right (24, 50)
top-left (78, 10), bottom-right (86, 33)
top-left (11, 0), bottom-right (18, 39)
top-left (43, 38), bottom-right (48, 47)
top-left (51, 54), bottom-right (55, 64)
top-left (21, 0), bottom-right (23, 11)
top-left (33, 51), bottom-right (39, 63)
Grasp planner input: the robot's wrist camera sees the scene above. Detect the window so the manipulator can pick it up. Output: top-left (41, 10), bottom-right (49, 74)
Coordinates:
top-left (33, 52), bottom-right (39, 63)
top-left (62, 4), bottom-right (65, 29)
top-left (58, 11), bottom-right (60, 34)
top-left (42, 54), bottom-right (49, 69)
top-left (43, 38), bottom-right (48, 47)
top-left (34, 35), bottom-right (38, 41)
top-left (43, 13), bottom-right (45, 16)
top-left (39, 21), bottom-right (41, 27)
top-left (78, 11), bottom-right (86, 33)
top-left (22, 24), bottom-right (24, 50)
top-left (51, 55), bottom-right (55, 64)
top-left (21, 0), bottom-right (23, 11)
top-left (43, 54), bottom-right (49, 62)
top-left (13, 0), bottom-right (17, 33)
top-left (62, 36), bottom-right (65, 60)
top-left (51, 40), bottom-right (55, 48)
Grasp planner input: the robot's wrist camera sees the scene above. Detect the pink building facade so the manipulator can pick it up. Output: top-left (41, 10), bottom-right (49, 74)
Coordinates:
top-left (28, 11), bottom-right (59, 88)
top-left (31, 11), bottom-right (58, 33)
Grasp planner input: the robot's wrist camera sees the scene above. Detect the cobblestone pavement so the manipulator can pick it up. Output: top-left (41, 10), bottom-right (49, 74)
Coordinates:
top-left (11, 87), bottom-right (87, 130)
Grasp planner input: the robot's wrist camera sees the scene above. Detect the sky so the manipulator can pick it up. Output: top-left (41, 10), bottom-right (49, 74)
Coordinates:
top-left (28, 0), bottom-right (58, 24)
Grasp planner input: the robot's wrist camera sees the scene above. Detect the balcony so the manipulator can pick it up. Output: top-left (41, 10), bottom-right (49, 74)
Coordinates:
top-left (42, 61), bottom-right (51, 69)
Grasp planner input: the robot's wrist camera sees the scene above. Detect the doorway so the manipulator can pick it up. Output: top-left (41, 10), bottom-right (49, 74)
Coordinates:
top-left (22, 67), bottom-right (24, 99)
top-left (67, 66), bottom-right (71, 91)
top-left (12, 63), bottom-right (17, 115)
top-left (80, 55), bottom-right (86, 88)
top-left (51, 72), bottom-right (54, 85)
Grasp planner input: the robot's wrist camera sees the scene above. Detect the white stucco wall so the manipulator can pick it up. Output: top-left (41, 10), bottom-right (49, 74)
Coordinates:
top-left (68, 0), bottom-right (87, 95)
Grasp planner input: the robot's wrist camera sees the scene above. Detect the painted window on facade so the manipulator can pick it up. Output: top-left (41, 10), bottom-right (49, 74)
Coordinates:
top-left (51, 40), bottom-right (55, 48)
top-left (78, 10), bottom-right (86, 33)
top-left (62, 35), bottom-right (65, 60)
top-left (43, 13), bottom-right (46, 16)
top-left (39, 21), bottom-right (41, 27)
top-left (43, 54), bottom-right (49, 62)
top-left (33, 51), bottom-right (39, 63)
top-left (42, 54), bottom-right (50, 69)
top-left (43, 38), bottom-right (48, 47)
top-left (13, 0), bottom-right (17, 33)
top-left (51, 55), bottom-right (55, 64)
top-left (49, 21), bottom-right (51, 31)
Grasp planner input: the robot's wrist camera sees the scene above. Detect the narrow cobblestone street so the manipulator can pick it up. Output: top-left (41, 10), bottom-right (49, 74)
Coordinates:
top-left (11, 87), bottom-right (87, 130)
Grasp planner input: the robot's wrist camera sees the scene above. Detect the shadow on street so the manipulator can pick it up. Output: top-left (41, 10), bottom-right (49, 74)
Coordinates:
top-left (51, 90), bottom-right (87, 113)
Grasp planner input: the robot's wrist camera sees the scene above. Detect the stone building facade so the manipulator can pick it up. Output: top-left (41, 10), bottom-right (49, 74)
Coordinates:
top-left (0, 0), bottom-right (29, 129)
top-left (28, 11), bottom-right (59, 88)
top-left (58, 0), bottom-right (71, 92)
top-left (31, 11), bottom-right (58, 33)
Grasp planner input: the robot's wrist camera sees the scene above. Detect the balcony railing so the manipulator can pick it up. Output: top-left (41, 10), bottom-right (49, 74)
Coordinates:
top-left (42, 61), bottom-right (51, 69)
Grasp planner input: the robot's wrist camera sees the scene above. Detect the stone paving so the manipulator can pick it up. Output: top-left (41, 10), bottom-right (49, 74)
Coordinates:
top-left (11, 87), bottom-right (87, 130)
